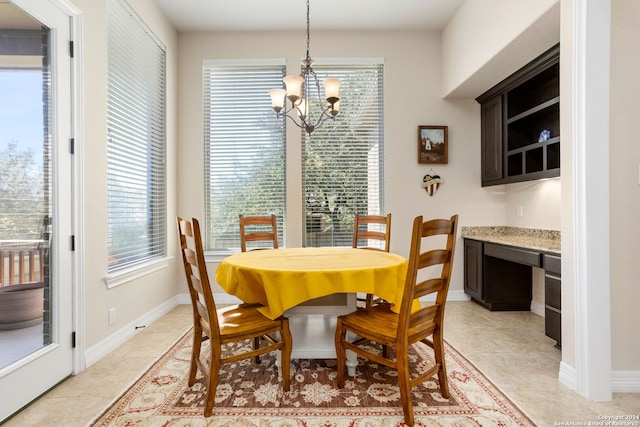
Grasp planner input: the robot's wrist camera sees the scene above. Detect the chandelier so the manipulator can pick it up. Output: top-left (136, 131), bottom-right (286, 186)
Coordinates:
top-left (268, 0), bottom-right (341, 134)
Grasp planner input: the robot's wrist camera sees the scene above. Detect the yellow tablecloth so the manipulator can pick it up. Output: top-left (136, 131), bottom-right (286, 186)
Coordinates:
top-left (215, 247), bottom-right (409, 320)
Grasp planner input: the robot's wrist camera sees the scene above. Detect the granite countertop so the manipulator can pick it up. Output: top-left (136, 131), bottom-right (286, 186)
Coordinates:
top-left (461, 226), bottom-right (560, 254)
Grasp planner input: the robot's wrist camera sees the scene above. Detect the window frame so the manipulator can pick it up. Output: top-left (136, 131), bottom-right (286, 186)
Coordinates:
top-left (202, 58), bottom-right (385, 257)
top-left (104, 0), bottom-right (168, 286)
top-left (301, 59), bottom-right (386, 248)
top-left (202, 59), bottom-right (287, 255)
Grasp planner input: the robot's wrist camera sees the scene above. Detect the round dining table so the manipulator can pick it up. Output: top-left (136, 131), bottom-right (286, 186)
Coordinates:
top-left (216, 247), bottom-right (409, 372)
top-left (215, 247), bottom-right (409, 320)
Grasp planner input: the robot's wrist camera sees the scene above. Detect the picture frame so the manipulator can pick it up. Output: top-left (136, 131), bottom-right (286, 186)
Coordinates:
top-left (418, 125), bottom-right (448, 164)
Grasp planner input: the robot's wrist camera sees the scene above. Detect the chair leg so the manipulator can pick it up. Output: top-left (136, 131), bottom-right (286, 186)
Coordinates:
top-left (280, 318), bottom-right (292, 392)
top-left (334, 317), bottom-right (347, 388)
top-left (397, 349), bottom-right (415, 427)
top-left (188, 331), bottom-right (203, 386)
top-left (204, 348), bottom-right (221, 417)
top-left (433, 328), bottom-right (450, 399)
top-left (253, 337), bottom-right (261, 364)
top-left (365, 294), bottom-right (374, 307)
top-left (382, 344), bottom-right (390, 359)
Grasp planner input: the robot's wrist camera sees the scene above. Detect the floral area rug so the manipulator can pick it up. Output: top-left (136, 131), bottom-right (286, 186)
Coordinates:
top-left (91, 329), bottom-right (536, 426)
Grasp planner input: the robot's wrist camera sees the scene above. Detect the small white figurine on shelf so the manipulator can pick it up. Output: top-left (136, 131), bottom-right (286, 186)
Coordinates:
top-left (422, 171), bottom-right (444, 196)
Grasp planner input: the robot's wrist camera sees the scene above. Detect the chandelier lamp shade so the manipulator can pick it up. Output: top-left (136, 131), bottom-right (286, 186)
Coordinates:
top-left (268, 0), bottom-right (341, 134)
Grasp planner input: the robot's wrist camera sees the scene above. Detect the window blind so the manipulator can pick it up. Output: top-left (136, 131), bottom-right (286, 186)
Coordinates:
top-left (302, 63), bottom-right (385, 248)
top-left (203, 62), bottom-right (286, 251)
top-left (107, 0), bottom-right (166, 272)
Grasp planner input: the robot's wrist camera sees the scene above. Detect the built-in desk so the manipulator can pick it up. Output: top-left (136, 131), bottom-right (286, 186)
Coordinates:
top-left (461, 227), bottom-right (561, 348)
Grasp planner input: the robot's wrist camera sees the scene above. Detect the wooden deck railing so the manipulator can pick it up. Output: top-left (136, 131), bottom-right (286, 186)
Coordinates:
top-left (0, 240), bottom-right (46, 288)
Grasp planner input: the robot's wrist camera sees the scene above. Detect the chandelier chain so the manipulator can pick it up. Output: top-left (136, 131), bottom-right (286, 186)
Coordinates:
top-left (268, 0), bottom-right (341, 134)
top-left (306, 0), bottom-right (310, 60)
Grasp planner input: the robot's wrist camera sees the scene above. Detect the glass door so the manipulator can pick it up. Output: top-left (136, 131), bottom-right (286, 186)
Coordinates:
top-left (0, 0), bottom-right (74, 421)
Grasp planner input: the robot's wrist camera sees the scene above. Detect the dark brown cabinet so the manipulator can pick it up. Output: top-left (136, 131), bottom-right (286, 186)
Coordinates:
top-left (543, 253), bottom-right (562, 348)
top-left (463, 239), bottom-right (483, 302)
top-left (463, 239), bottom-right (537, 311)
top-left (464, 239), bottom-right (562, 347)
top-left (476, 43), bottom-right (560, 186)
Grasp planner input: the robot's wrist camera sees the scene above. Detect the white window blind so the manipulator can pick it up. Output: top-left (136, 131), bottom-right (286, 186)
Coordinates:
top-left (203, 62), bottom-right (286, 251)
top-left (302, 63), bottom-right (385, 248)
top-left (107, 0), bottom-right (166, 272)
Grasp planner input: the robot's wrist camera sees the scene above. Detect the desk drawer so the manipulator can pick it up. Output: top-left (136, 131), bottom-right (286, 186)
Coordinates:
top-left (545, 306), bottom-right (562, 348)
top-left (545, 276), bottom-right (561, 310)
top-left (484, 243), bottom-right (541, 267)
top-left (543, 253), bottom-right (561, 276)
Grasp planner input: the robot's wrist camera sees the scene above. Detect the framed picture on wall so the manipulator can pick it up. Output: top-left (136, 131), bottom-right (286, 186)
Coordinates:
top-left (418, 125), bottom-right (448, 164)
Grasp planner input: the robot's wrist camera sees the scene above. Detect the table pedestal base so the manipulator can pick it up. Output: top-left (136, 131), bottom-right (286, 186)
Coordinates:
top-left (275, 294), bottom-right (359, 377)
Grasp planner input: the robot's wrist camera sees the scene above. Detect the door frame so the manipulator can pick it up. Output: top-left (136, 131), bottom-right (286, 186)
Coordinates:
top-left (28, 0), bottom-right (85, 378)
top-left (64, 0), bottom-right (84, 376)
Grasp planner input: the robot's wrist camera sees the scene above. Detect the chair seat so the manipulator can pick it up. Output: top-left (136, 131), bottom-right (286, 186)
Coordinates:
top-left (340, 304), bottom-right (438, 346)
top-left (218, 304), bottom-right (284, 341)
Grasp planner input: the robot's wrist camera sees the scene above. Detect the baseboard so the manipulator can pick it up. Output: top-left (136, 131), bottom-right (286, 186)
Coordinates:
top-left (84, 296), bottom-right (181, 368)
top-left (530, 300), bottom-right (545, 317)
top-left (559, 360), bottom-right (577, 390)
top-left (558, 360), bottom-right (640, 393)
top-left (418, 289), bottom-right (471, 303)
top-left (612, 370), bottom-right (640, 392)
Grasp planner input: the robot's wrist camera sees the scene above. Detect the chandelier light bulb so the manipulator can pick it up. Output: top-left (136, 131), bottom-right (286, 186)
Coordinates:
top-left (269, 88), bottom-right (287, 113)
top-left (283, 75), bottom-right (304, 103)
top-left (296, 99), bottom-right (308, 118)
top-left (322, 78), bottom-right (341, 105)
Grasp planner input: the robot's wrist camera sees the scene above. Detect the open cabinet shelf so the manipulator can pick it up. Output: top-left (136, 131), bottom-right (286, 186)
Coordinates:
top-left (476, 44), bottom-right (560, 186)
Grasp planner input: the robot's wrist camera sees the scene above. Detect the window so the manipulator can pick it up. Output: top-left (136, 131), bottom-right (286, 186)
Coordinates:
top-left (302, 63), bottom-right (385, 247)
top-left (203, 61), bottom-right (286, 251)
top-left (203, 60), bottom-right (384, 252)
top-left (106, 0), bottom-right (166, 272)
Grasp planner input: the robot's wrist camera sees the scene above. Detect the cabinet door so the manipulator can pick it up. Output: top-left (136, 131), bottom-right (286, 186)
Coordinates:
top-left (481, 95), bottom-right (503, 185)
top-left (464, 239), bottom-right (483, 301)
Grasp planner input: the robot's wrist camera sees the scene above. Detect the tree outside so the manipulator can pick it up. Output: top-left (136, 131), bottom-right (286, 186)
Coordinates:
top-left (0, 141), bottom-right (47, 240)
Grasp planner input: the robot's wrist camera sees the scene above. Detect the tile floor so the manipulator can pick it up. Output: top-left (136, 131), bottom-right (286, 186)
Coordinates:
top-left (4, 301), bottom-right (640, 426)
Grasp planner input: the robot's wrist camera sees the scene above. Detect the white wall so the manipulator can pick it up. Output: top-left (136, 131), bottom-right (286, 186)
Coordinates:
top-left (70, 0), bottom-right (180, 349)
top-left (441, 0), bottom-right (560, 98)
top-left (610, 1), bottom-right (640, 372)
top-left (176, 30), bottom-right (506, 296)
top-left (503, 180), bottom-right (561, 229)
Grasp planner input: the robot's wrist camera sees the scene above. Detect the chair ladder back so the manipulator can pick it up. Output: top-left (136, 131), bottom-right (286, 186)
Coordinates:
top-left (408, 303), bottom-right (440, 330)
top-left (177, 217), bottom-right (220, 335)
top-left (397, 214), bottom-right (458, 338)
top-left (239, 214), bottom-right (278, 252)
top-left (420, 218), bottom-right (455, 238)
top-left (352, 213), bottom-right (391, 252)
top-left (414, 277), bottom-right (446, 299)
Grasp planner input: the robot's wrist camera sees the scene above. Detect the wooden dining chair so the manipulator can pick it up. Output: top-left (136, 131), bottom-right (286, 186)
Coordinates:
top-left (336, 214), bottom-right (458, 427)
top-left (352, 213), bottom-right (391, 308)
top-left (239, 214), bottom-right (278, 252)
top-left (177, 217), bottom-right (292, 417)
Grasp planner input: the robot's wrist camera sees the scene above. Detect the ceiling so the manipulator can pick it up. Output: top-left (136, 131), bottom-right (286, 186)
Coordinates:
top-left (152, 0), bottom-right (466, 32)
